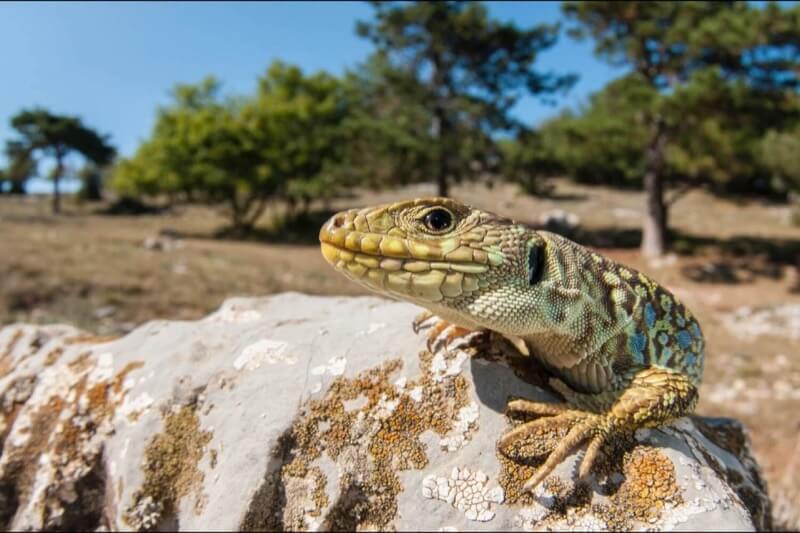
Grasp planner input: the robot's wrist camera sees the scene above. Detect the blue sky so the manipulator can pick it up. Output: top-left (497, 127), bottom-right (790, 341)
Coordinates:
top-left (0, 1), bottom-right (623, 192)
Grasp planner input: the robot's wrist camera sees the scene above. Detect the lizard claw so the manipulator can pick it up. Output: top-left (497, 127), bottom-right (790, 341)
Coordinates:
top-left (416, 315), bottom-right (482, 353)
top-left (412, 310), bottom-right (438, 333)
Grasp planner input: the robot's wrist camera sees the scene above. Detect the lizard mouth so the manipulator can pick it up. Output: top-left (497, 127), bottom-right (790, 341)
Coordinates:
top-left (319, 209), bottom-right (490, 302)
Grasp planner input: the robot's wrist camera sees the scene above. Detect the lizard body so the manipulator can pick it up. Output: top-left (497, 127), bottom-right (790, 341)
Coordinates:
top-left (319, 197), bottom-right (704, 491)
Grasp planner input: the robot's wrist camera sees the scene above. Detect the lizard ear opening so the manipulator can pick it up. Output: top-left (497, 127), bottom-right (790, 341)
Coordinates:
top-left (528, 244), bottom-right (544, 286)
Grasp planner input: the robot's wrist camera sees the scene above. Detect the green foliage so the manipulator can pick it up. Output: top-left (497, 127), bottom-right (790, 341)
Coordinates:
top-left (520, 75), bottom-right (655, 189)
top-left (246, 61), bottom-right (351, 209)
top-left (356, 1), bottom-right (575, 196)
top-left (760, 127), bottom-right (800, 195)
top-left (561, 1), bottom-right (800, 255)
top-left (334, 53), bottom-right (437, 191)
top-left (524, 68), bottom-right (800, 197)
top-left (111, 64), bottom-right (351, 229)
top-left (8, 108), bottom-right (115, 210)
top-left (0, 141), bottom-right (36, 194)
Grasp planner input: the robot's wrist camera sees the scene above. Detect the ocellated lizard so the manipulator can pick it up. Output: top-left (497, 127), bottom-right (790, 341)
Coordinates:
top-left (319, 197), bottom-right (704, 492)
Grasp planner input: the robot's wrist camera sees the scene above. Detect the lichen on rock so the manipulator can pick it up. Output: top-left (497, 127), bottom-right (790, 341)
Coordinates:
top-left (124, 403), bottom-right (213, 530)
top-left (0, 294), bottom-right (773, 531)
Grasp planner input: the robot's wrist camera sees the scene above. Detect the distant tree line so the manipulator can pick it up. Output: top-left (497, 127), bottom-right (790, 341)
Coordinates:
top-left (1, 1), bottom-right (798, 256)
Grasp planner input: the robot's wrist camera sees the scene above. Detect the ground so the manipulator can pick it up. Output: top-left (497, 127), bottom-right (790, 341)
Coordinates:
top-left (1, 179), bottom-right (799, 529)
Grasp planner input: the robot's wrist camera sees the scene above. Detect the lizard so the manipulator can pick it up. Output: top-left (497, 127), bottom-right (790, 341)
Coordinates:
top-left (318, 197), bottom-right (704, 492)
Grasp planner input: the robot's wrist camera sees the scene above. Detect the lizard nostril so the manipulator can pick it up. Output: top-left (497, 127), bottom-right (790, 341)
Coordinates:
top-left (331, 214), bottom-right (345, 229)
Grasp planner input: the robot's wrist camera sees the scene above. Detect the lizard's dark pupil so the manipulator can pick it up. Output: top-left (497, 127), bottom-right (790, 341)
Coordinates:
top-left (424, 209), bottom-right (452, 232)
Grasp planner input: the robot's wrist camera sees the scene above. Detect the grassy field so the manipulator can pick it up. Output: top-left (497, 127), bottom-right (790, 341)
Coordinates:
top-left (2, 179), bottom-right (799, 527)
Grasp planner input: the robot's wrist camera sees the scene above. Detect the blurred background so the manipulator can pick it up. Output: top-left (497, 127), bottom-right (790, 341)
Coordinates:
top-left (1, 1), bottom-right (799, 528)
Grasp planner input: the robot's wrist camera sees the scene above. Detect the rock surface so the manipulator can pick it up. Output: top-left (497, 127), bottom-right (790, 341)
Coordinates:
top-left (0, 293), bottom-right (771, 531)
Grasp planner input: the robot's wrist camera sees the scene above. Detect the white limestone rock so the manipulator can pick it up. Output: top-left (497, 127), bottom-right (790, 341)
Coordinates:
top-left (0, 293), bottom-right (770, 531)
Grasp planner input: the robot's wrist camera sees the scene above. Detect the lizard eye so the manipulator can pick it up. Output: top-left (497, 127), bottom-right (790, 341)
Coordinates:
top-left (423, 208), bottom-right (454, 233)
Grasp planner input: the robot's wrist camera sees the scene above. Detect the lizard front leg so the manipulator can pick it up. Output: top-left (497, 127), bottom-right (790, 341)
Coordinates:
top-left (499, 366), bottom-right (698, 492)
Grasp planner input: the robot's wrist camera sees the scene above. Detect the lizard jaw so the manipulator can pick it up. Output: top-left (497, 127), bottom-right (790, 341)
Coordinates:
top-left (319, 208), bottom-right (493, 306)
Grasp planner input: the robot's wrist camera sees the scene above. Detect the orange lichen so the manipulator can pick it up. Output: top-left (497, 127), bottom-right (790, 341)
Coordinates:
top-left (0, 342), bottom-right (144, 530)
top-left (63, 334), bottom-right (119, 345)
top-left (0, 329), bottom-right (25, 378)
top-left (608, 446), bottom-right (682, 525)
top-left (44, 346), bottom-right (64, 366)
top-left (112, 361), bottom-right (145, 394)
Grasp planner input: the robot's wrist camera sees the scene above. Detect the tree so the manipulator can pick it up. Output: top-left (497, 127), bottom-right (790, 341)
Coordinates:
top-left (9, 109), bottom-right (115, 212)
top-left (335, 53), bottom-right (438, 192)
top-left (761, 127), bottom-right (800, 199)
top-left (112, 64), bottom-right (352, 230)
top-left (516, 69), bottom-right (798, 200)
top-left (245, 61), bottom-right (352, 217)
top-left (112, 76), bottom-right (269, 227)
top-left (512, 75), bottom-right (654, 192)
top-left (357, 1), bottom-right (575, 197)
top-left (563, 1), bottom-right (800, 256)
top-left (0, 141), bottom-right (37, 195)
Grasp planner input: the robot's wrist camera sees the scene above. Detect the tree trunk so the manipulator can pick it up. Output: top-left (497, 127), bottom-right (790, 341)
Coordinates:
top-left (641, 118), bottom-right (669, 257)
top-left (82, 172), bottom-right (102, 201)
top-left (9, 179), bottom-right (26, 195)
top-left (432, 110), bottom-right (449, 198)
top-left (52, 154), bottom-right (64, 214)
top-left (431, 54), bottom-right (450, 199)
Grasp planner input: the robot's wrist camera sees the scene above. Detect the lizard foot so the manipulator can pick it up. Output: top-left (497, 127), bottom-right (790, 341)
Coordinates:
top-left (498, 367), bottom-right (699, 493)
top-left (499, 399), bottom-right (608, 493)
top-left (412, 311), bottom-right (484, 352)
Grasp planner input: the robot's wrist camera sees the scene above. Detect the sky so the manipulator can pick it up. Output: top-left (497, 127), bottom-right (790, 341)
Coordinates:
top-left (0, 1), bottom-right (624, 193)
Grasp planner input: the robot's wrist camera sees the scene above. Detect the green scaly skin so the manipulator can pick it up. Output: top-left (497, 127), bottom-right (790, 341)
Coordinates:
top-left (319, 197), bottom-right (704, 492)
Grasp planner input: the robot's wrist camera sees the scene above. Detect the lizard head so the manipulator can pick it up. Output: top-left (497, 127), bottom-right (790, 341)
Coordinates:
top-left (319, 197), bottom-right (566, 336)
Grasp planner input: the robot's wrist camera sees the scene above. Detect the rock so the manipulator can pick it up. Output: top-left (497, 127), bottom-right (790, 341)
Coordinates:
top-left (647, 253), bottom-right (679, 270)
top-left (538, 209), bottom-right (581, 237)
top-left (142, 235), bottom-right (183, 252)
top-left (721, 304), bottom-right (800, 341)
top-left (93, 305), bottom-right (118, 320)
top-left (0, 294), bottom-right (771, 531)
top-left (611, 207), bottom-right (640, 220)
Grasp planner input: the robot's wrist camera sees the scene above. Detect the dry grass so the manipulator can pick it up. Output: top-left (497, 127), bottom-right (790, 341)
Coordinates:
top-left (1, 179), bottom-right (799, 528)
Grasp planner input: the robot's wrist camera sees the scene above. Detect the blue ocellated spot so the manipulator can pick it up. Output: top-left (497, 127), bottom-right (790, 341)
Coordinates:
top-left (676, 315), bottom-right (686, 327)
top-left (629, 330), bottom-right (647, 361)
top-left (685, 352), bottom-right (698, 367)
top-left (690, 322), bottom-right (702, 338)
top-left (677, 330), bottom-right (692, 349)
top-left (644, 302), bottom-right (656, 328)
top-left (658, 332), bottom-right (669, 346)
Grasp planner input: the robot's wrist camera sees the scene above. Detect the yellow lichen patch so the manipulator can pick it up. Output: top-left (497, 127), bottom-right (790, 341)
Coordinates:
top-left (603, 446), bottom-right (682, 526)
top-left (245, 345), bottom-right (476, 531)
top-left (124, 405), bottom-right (213, 530)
